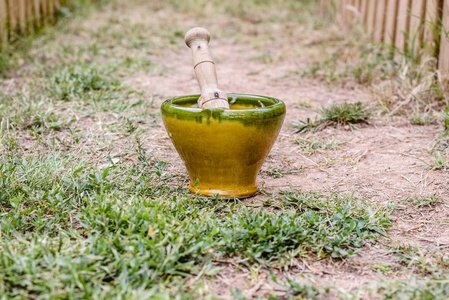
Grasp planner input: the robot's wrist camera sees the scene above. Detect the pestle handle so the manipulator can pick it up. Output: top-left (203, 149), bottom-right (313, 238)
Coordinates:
top-left (185, 27), bottom-right (230, 109)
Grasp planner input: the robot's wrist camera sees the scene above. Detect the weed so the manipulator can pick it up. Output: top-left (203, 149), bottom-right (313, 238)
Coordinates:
top-left (317, 102), bottom-right (371, 124)
top-left (401, 193), bottom-right (442, 208)
top-left (431, 112), bottom-right (449, 154)
top-left (370, 263), bottom-right (392, 274)
top-left (285, 278), bottom-right (321, 299)
top-left (409, 103), bottom-right (436, 125)
top-left (291, 117), bottom-right (320, 134)
top-left (48, 66), bottom-right (120, 101)
top-left (265, 165), bottom-right (301, 178)
top-left (0, 93), bottom-right (72, 130)
top-left (292, 102), bottom-right (371, 133)
top-left (429, 152), bottom-right (449, 171)
top-left (268, 272), bottom-right (324, 299)
top-left (296, 135), bottom-right (345, 154)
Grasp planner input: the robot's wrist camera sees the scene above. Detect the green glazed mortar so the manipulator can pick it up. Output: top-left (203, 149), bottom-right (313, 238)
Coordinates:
top-left (161, 93), bottom-right (286, 198)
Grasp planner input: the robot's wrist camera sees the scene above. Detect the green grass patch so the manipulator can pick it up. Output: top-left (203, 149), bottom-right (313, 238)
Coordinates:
top-left (292, 102), bottom-right (371, 133)
top-left (401, 193), bottom-right (442, 208)
top-left (0, 139), bottom-right (394, 297)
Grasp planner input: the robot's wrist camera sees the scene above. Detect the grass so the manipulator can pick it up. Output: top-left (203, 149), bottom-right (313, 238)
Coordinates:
top-left (265, 165), bottom-right (301, 178)
top-left (297, 18), bottom-right (449, 127)
top-left (292, 102), bottom-right (371, 133)
top-left (429, 152), bottom-right (449, 171)
top-left (430, 114), bottom-right (449, 171)
top-left (401, 193), bottom-right (442, 208)
top-left (0, 141), bottom-right (395, 297)
top-left (296, 135), bottom-right (345, 155)
top-left (348, 243), bottom-right (449, 299)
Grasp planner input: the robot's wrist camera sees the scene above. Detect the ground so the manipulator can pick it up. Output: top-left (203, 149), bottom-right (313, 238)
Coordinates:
top-left (1, 0), bottom-right (449, 299)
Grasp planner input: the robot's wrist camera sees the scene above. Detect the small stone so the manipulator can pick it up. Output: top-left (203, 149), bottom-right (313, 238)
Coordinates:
top-left (344, 125), bottom-right (350, 131)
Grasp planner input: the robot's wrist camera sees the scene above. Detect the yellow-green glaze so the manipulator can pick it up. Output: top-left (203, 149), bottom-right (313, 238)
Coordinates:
top-left (161, 94), bottom-right (286, 198)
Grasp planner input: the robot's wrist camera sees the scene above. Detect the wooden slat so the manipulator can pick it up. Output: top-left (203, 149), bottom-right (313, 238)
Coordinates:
top-left (439, 0), bottom-right (449, 75)
top-left (395, 0), bottom-right (411, 51)
top-left (374, 0), bottom-right (387, 43)
top-left (350, 0), bottom-right (359, 20)
top-left (41, 0), bottom-right (48, 24)
top-left (318, 0), bottom-right (325, 16)
top-left (384, 0), bottom-right (399, 44)
top-left (48, 0), bottom-right (55, 23)
top-left (360, 0), bottom-right (369, 26)
top-left (340, 0), bottom-right (349, 26)
top-left (423, 0), bottom-right (440, 55)
top-left (408, 0), bottom-right (426, 55)
top-left (318, 0), bottom-right (333, 16)
top-left (0, 0), bottom-right (67, 49)
top-left (355, 0), bottom-right (361, 16)
top-left (0, 0), bottom-right (7, 48)
top-left (33, 0), bottom-right (41, 27)
top-left (18, 0), bottom-right (26, 34)
top-left (338, 0), bottom-right (344, 24)
top-left (366, 0), bottom-right (377, 38)
top-left (26, 0), bottom-right (34, 34)
top-left (345, 0), bottom-right (357, 23)
top-left (7, 0), bottom-right (18, 37)
top-left (25, 1), bottom-right (34, 33)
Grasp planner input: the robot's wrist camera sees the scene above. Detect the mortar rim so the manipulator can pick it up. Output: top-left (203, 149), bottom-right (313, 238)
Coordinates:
top-left (161, 93), bottom-right (285, 114)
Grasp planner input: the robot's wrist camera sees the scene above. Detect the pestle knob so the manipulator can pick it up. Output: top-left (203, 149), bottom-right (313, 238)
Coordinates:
top-left (185, 27), bottom-right (230, 109)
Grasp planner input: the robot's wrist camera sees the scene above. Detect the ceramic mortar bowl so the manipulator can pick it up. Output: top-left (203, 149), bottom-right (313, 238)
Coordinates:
top-left (161, 93), bottom-right (286, 198)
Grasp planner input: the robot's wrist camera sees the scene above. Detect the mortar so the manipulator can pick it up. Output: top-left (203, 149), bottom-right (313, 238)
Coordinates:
top-left (161, 28), bottom-right (286, 198)
top-left (161, 94), bottom-right (285, 198)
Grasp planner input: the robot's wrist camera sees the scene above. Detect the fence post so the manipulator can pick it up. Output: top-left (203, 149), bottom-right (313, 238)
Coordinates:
top-left (341, 0), bottom-right (349, 26)
top-left (439, 0), bottom-right (449, 75)
top-left (18, 0), bottom-right (26, 35)
top-left (360, 0), bottom-right (368, 26)
top-left (48, 0), bottom-right (55, 24)
top-left (394, 0), bottom-right (411, 52)
top-left (374, 0), bottom-right (387, 43)
top-left (367, 0), bottom-right (377, 38)
top-left (408, 0), bottom-right (426, 57)
top-left (384, 0), bottom-right (399, 45)
top-left (7, 0), bottom-right (18, 38)
top-left (354, 0), bottom-right (361, 17)
top-left (423, 0), bottom-right (441, 57)
top-left (0, 0), bottom-right (7, 49)
top-left (26, 0), bottom-right (34, 34)
top-left (41, 0), bottom-right (48, 24)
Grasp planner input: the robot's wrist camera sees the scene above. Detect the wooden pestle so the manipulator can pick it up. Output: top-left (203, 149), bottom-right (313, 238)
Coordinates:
top-left (185, 27), bottom-right (230, 109)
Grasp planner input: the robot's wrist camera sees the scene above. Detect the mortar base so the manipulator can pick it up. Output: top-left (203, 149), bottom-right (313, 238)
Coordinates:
top-left (188, 184), bottom-right (258, 199)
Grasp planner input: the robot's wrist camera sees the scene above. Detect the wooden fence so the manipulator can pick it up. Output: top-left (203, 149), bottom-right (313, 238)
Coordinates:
top-left (0, 0), bottom-right (64, 50)
top-left (327, 0), bottom-right (449, 76)
top-left (1, 1), bottom-right (449, 77)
